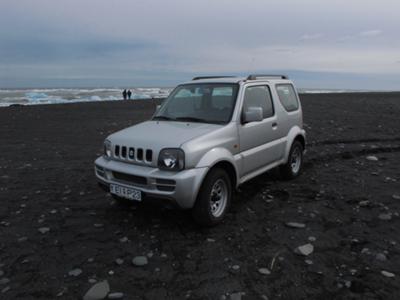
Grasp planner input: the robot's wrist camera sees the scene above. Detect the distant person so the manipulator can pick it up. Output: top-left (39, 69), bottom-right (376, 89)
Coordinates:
top-left (127, 90), bottom-right (132, 100)
top-left (122, 89), bottom-right (127, 100)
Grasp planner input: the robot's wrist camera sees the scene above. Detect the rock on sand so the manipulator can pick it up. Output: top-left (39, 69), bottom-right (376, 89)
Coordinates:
top-left (83, 280), bottom-right (110, 300)
top-left (285, 222), bottom-right (306, 228)
top-left (381, 270), bottom-right (395, 278)
top-left (132, 256), bottom-right (148, 266)
top-left (366, 155), bottom-right (378, 161)
top-left (295, 244), bottom-right (314, 256)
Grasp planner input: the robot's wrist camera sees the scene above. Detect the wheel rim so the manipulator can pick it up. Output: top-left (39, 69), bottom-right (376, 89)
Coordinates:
top-left (290, 146), bottom-right (302, 174)
top-left (209, 178), bottom-right (228, 218)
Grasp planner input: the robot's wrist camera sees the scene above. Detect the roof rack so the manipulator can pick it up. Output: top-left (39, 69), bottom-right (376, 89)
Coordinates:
top-left (247, 74), bottom-right (288, 80)
top-left (192, 76), bottom-right (236, 81)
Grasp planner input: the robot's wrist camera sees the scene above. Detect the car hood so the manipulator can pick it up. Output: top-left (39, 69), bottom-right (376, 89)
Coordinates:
top-left (108, 120), bottom-right (221, 165)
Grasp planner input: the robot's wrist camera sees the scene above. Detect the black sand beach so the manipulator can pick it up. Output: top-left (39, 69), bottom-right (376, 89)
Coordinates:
top-left (1, 93), bottom-right (400, 299)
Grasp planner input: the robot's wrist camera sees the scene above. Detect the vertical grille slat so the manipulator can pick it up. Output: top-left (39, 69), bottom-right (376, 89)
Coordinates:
top-left (115, 145), bottom-right (120, 157)
top-left (146, 150), bottom-right (153, 162)
top-left (121, 146), bottom-right (127, 158)
top-left (137, 148), bottom-right (143, 161)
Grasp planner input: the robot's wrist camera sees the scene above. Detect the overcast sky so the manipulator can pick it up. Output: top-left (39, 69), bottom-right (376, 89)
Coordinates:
top-left (0, 0), bottom-right (399, 89)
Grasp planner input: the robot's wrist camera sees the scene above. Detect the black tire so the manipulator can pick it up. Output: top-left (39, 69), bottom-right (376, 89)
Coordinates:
top-left (192, 168), bottom-right (232, 227)
top-left (280, 140), bottom-right (304, 180)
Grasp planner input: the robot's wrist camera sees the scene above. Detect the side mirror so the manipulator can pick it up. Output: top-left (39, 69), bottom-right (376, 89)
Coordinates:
top-left (243, 106), bottom-right (263, 123)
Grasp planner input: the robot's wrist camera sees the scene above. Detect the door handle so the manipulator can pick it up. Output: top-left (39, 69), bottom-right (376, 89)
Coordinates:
top-left (272, 122), bottom-right (278, 128)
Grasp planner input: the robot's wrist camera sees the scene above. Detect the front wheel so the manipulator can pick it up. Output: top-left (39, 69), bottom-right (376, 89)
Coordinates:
top-left (280, 140), bottom-right (304, 180)
top-left (192, 168), bottom-right (232, 227)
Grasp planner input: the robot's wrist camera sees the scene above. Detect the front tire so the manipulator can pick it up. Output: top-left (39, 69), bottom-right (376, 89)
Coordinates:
top-left (280, 140), bottom-right (304, 180)
top-left (192, 168), bottom-right (232, 227)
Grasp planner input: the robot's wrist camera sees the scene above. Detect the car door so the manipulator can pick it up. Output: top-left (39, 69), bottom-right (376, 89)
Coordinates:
top-left (238, 84), bottom-right (283, 176)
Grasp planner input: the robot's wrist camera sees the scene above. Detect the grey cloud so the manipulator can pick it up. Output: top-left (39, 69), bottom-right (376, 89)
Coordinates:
top-left (359, 30), bottom-right (382, 37)
top-left (299, 34), bottom-right (324, 41)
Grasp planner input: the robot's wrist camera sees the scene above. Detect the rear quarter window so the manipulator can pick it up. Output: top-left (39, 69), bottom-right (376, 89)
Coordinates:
top-left (276, 84), bottom-right (299, 112)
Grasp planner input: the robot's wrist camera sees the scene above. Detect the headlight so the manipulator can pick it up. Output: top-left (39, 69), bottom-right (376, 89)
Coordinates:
top-left (158, 148), bottom-right (185, 171)
top-left (103, 139), bottom-right (112, 158)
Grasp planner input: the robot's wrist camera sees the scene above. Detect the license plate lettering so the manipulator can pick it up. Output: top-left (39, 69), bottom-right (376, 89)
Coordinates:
top-left (110, 184), bottom-right (142, 201)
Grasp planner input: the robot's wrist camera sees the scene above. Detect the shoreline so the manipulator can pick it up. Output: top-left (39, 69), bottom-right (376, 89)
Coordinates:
top-left (1, 91), bottom-right (400, 109)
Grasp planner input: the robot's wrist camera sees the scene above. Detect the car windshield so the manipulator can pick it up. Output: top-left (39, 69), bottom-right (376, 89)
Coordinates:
top-left (153, 83), bottom-right (239, 124)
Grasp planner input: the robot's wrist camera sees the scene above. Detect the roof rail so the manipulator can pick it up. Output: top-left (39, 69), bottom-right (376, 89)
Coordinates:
top-left (192, 76), bottom-right (236, 81)
top-left (247, 74), bottom-right (288, 80)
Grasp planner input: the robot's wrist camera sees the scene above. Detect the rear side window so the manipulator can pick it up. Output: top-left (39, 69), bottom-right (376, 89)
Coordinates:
top-left (276, 84), bottom-right (299, 112)
top-left (243, 85), bottom-right (274, 118)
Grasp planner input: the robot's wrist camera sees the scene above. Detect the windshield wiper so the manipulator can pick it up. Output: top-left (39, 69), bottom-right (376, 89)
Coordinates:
top-left (153, 115), bottom-right (175, 121)
top-left (175, 116), bottom-right (208, 123)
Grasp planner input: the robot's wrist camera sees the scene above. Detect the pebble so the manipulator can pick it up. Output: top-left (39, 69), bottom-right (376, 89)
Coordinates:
top-left (207, 238), bottom-right (216, 242)
top-left (18, 236), bottom-right (28, 242)
top-left (88, 257), bottom-right (95, 263)
top-left (132, 256), bottom-right (148, 266)
top-left (115, 258), bottom-right (124, 265)
top-left (230, 292), bottom-right (244, 300)
top-left (366, 155), bottom-right (378, 161)
top-left (108, 292), bottom-right (124, 299)
top-left (393, 194), bottom-right (400, 200)
top-left (344, 280), bottom-right (352, 288)
top-left (231, 265), bottom-right (240, 271)
top-left (119, 237), bottom-right (128, 243)
top-left (361, 248), bottom-right (371, 255)
top-left (1, 286), bottom-right (10, 293)
top-left (93, 224), bottom-right (104, 228)
top-left (68, 268), bottom-right (82, 277)
top-left (381, 270), bottom-right (395, 278)
top-left (376, 253), bottom-right (387, 261)
top-left (378, 213), bottom-right (392, 221)
top-left (258, 268), bottom-right (271, 275)
top-left (308, 236), bottom-right (316, 242)
top-left (38, 227), bottom-right (50, 234)
top-left (305, 259), bottom-right (313, 265)
top-left (83, 280), bottom-right (110, 300)
top-left (0, 278), bottom-right (10, 285)
top-left (359, 200), bottom-right (370, 207)
top-left (88, 278), bottom-right (97, 284)
top-left (285, 222), bottom-right (306, 229)
top-left (295, 244), bottom-right (314, 256)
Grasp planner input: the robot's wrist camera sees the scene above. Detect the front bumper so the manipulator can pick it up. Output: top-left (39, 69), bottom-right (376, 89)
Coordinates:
top-left (94, 156), bottom-right (208, 209)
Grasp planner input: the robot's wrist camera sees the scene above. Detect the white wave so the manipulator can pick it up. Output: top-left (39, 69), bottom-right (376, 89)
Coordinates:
top-left (0, 87), bottom-right (172, 107)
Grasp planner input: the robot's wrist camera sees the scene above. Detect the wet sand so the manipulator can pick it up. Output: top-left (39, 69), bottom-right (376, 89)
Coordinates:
top-left (0, 93), bottom-right (400, 299)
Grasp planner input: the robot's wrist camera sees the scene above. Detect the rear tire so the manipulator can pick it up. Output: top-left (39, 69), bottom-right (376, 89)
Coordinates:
top-left (280, 140), bottom-right (304, 180)
top-left (192, 168), bottom-right (232, 227)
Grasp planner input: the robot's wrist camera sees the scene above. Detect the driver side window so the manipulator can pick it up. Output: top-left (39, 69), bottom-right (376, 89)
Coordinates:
top-left (242, 85), bottom-right (274, 119)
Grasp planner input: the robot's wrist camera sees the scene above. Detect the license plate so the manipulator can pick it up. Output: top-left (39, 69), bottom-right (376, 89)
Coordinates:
top-left (110, 184), bottom-right (142, 201)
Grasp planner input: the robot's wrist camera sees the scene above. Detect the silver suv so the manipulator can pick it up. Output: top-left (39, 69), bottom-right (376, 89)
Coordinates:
top-left (95, 75), bottom-right (305, 226)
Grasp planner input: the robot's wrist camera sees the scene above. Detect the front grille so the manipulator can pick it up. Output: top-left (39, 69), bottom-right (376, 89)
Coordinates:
top-left (112, 171), bottom-right (147, 185)
top-left (114, 144), bottom-right (153, 164)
